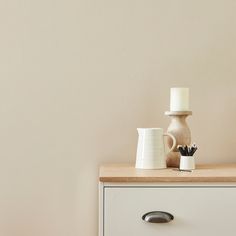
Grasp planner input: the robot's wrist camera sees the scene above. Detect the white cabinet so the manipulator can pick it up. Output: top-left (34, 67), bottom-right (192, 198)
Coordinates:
top-left (99, 164), bottom-right (236, 236)
top-left (103, 186), bottom-right (236, 236)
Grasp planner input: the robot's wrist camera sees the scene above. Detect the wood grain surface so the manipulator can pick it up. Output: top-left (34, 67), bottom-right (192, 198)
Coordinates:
top-left (99, 163), bottom-right (236, 182)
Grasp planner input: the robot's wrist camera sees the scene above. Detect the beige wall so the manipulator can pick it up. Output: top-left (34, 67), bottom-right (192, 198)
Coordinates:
top-left (0, 0), bottom-right (236, 235)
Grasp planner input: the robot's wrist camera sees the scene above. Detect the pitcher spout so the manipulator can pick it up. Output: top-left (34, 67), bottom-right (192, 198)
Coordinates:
top-left (137, 128), bottom-right (142, 135)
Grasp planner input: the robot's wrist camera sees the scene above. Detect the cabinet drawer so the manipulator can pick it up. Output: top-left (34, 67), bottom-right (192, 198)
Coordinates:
top-left (104, 186), bottom-right (236, 236)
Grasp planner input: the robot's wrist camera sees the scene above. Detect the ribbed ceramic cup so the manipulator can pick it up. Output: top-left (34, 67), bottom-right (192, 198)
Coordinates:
top-left (135, 128), bottom-right (176, 169)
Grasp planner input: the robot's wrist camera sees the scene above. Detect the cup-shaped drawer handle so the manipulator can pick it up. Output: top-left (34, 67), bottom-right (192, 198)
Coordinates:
top-left (142, 211), bottom-right (174, 223)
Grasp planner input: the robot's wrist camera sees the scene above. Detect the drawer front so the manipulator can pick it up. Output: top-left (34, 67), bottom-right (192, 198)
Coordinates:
top-left (104, 186), bottom-right (236, 236)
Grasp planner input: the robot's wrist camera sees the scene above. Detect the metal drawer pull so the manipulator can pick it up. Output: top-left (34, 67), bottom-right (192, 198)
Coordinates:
top-left (142, 211), bottom-right (174, 223)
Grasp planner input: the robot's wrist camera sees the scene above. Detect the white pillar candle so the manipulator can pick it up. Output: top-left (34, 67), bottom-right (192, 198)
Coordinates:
top-left (170, 88), bottom-right (189, 111)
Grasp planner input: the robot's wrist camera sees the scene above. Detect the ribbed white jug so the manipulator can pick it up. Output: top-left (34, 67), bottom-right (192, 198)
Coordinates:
top-left (135, 128), bottom-right (176, 169)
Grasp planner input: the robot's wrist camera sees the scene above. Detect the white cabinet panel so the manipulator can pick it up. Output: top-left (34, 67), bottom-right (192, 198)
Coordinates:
top-left (104, 187), bottom-right (236, 236)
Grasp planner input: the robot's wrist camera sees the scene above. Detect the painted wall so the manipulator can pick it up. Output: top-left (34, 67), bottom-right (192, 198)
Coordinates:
top-left (0, 1), bottom-right (236, 235)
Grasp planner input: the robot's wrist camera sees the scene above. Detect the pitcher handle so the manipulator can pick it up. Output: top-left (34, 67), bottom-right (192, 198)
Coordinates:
top-left (163, 133), bottom-right (176, 154)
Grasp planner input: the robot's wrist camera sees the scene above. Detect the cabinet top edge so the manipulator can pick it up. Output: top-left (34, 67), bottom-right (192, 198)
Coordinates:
top-left (99, 163), bottom-right (236, 183)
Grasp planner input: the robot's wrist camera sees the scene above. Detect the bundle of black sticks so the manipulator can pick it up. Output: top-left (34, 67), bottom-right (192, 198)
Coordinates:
top-left (177, 144), bottom-right (198, 156)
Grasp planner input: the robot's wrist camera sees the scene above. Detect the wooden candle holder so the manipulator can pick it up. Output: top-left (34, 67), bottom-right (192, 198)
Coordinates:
top-left (165, 111), bottom-right (192, 168)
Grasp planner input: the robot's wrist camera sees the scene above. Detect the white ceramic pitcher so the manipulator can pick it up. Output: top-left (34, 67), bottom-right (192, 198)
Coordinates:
top-left (135, 128), bottom-right (176, 169)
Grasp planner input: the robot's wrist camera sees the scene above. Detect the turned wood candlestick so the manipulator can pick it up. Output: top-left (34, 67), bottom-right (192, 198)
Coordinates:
top-left (165, 111), bottom-right (192, 167)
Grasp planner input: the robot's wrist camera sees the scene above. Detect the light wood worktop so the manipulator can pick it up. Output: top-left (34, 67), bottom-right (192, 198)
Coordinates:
top-left (99, 163), bottom-right (236, 182)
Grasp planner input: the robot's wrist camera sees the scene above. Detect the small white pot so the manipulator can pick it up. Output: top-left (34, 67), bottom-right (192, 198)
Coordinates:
top-left (179, 156), bottom-right (195, 170)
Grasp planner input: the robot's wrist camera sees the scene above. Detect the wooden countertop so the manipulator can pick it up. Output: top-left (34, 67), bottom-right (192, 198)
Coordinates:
top-left (99, 163), bottom-right (236, 182)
